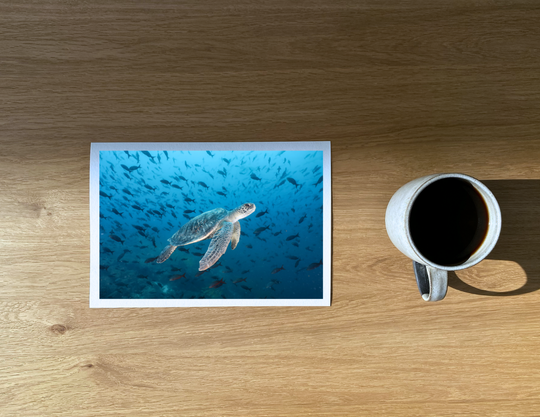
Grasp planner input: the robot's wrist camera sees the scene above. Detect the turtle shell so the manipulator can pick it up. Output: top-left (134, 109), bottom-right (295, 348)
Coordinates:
top-left (168, 208), bottom-right (228, 246)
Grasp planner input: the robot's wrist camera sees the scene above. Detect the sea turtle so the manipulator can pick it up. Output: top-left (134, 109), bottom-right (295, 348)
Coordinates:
top-left (156, 203), bottom-right (256, 271)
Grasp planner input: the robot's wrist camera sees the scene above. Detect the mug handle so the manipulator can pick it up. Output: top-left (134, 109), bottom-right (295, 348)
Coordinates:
top-left (413, 261), bottom-right (448, 302)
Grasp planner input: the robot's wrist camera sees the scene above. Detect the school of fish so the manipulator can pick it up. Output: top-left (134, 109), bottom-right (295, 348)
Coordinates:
top-left (99, 150), bottom-right (324, 300)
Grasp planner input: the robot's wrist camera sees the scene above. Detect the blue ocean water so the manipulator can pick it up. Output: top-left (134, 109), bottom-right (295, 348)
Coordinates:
top-left (99, 149), bottom-right (324, 300)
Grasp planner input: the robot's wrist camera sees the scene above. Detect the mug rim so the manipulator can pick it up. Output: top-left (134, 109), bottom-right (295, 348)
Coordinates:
top-left (404, 173), bottom-right (502, 271)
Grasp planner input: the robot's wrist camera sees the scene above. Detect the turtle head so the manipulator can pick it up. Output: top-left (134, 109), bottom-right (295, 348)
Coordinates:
top-left (233, 202), bottom-right (256, 220)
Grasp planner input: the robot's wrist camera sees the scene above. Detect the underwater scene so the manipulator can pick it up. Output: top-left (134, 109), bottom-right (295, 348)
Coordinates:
top-left (99, 149), bottom-right (324, 300)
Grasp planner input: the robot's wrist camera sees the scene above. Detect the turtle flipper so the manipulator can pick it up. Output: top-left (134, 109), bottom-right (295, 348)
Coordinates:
top-left (230, 222), bottom-right (241, 250)
top-left (199, 222), bottom-right (233, 271)
top-left (156, 244), bottom-right (177, 263)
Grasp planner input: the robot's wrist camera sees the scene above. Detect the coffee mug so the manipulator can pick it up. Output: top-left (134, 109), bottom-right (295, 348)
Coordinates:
top-left (385, 173), bottom-right (502, 301)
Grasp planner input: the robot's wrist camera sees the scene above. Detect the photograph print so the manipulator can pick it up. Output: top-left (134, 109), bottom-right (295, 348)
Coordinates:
top-left (90, 142), bottom-right (331, 307)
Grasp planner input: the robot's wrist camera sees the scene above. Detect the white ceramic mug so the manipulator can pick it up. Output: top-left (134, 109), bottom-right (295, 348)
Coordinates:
top-left (385, 173), bottom-right (502, 302)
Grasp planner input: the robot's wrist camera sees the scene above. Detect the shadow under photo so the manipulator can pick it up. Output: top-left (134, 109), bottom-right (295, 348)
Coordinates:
top-left (448, 180), bottom-right (540, 297)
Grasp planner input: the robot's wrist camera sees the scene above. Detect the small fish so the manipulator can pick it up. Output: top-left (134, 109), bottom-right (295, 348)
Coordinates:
top-left (286, 233), bottom-right (299, 241)
top-left (217, 170), bottom-right (226, 177)
top-left (179, 176), bottom-right (188, 182)
top-left (122, 188), bottom-right (134, 196)
top-left (195, 270), bottom-right (207, 277)
top-left (109, 235), bottom-right (124, 244)
top-left (144, 184), bottom-right (155, 191)
top-left (299, 214), bottom-right (306, 224)
top-left (117, 251), bottom-right (128, 262)
top-left (125, 151), bottom-right (132, 159)
top-left (206, 151), bottom-right (215, 157)
top-left (273, 231), bottom-right (282, 236)
top-left (192, 252), bottom-right (204, 257)
top-left (216, 191), bottom-right (227, 197)
top-left (307, 260), bottom-right (323, 271)
top-left (145, 256), bottom-right (158, 263)
top-left (295, 259), bottom-right (301, 268)
top-left (171, 212), bottom-right (177, 219)
top-left (250, 173), bottom-right (262, 181)
top-left (131, 205), bottom-right (144, 211)
top-left (183, 214), bottom-right (191, 220)
top-left (287, 177), bottom-right (300, 188)
top-left (314, 176), bottom-right (323, 186)
top-left (286, 255), bottom-right (299, 260)
top-left (241, 285), bottom-right (252, 292)
top-left (172, 184), bottom-right (182, 189)
top-left (164, 151), bottom-right (169, 160)
top-left (170, 273), bottom-right (186, 281)
top-left (100, 191), bottom-right (113, 199)
top-left (222, 158), bottom-right (231, 165)
top-left (102, 247), bottom-right (114, 254)
top-left (141, 151), bottom-right (154, 160)
top-left (184, 197), bottom-right (195, 203)
top-left (256, 209), bottom-right (268, 218)
top-left (166, 203), bottom-right (175, 209)
top-left (99, 265), bottom-right (110, 270)
top-left (246, 244), bottom-right (253, 249)
top-left (272, 266), bottom-right (285, 274)
top-left (184, 209), bottom-right (195, 213)
top-left (128, 165), bottom-right (140, 172)
top-left (198, 181), bottom-right (209, 189)
top-left (111, 208), bottom-right (123, 217)
top-left (254, 226), bottom-right (270, 236)
top-left (179, 248), bottom-right (190, 253)
top-left (160, 180), bottom-right (171, 185)
top-left (233, 278), bottom-right (247, 284)
top-left (209, 279), bottom-right (225, 289)
top-left (123, 173), bottom-right (131, 180)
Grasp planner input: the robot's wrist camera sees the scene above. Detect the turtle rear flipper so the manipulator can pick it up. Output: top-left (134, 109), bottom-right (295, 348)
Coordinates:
top-left (199, 222), bottom-right (234, 271)
top-left (156, 244), bottom-right (177, 263)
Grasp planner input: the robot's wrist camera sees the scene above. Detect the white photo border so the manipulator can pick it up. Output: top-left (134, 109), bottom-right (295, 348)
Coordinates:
top-left (90, 141), bottom-right (331, 307)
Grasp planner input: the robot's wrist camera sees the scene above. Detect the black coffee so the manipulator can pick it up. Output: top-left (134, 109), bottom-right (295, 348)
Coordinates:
top-left (409, 178), bottom-right (489, 266)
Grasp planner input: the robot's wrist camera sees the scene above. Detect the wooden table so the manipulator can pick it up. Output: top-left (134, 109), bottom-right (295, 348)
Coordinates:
top-left (2, 1), bottom-right (540, 415)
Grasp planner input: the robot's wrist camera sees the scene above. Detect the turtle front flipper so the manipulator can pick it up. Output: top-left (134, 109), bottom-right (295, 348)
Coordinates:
top-left (199, 222), bottom-right (234, 271)
top-left (156, 244), bottom-right (178, 263)
top-left (230, 222), bottom-right (241, 250)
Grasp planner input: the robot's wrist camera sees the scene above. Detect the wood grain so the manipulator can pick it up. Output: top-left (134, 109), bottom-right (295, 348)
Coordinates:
top-left (1, 0), bottom-right (540, 415)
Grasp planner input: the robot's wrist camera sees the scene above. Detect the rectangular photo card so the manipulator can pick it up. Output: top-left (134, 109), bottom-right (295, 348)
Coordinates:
top-left (90, 142), bottom-right (331, 307)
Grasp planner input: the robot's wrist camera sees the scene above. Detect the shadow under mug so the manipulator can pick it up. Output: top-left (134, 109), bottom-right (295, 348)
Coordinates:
top-left (385, 173), bottom-right (502, 302)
